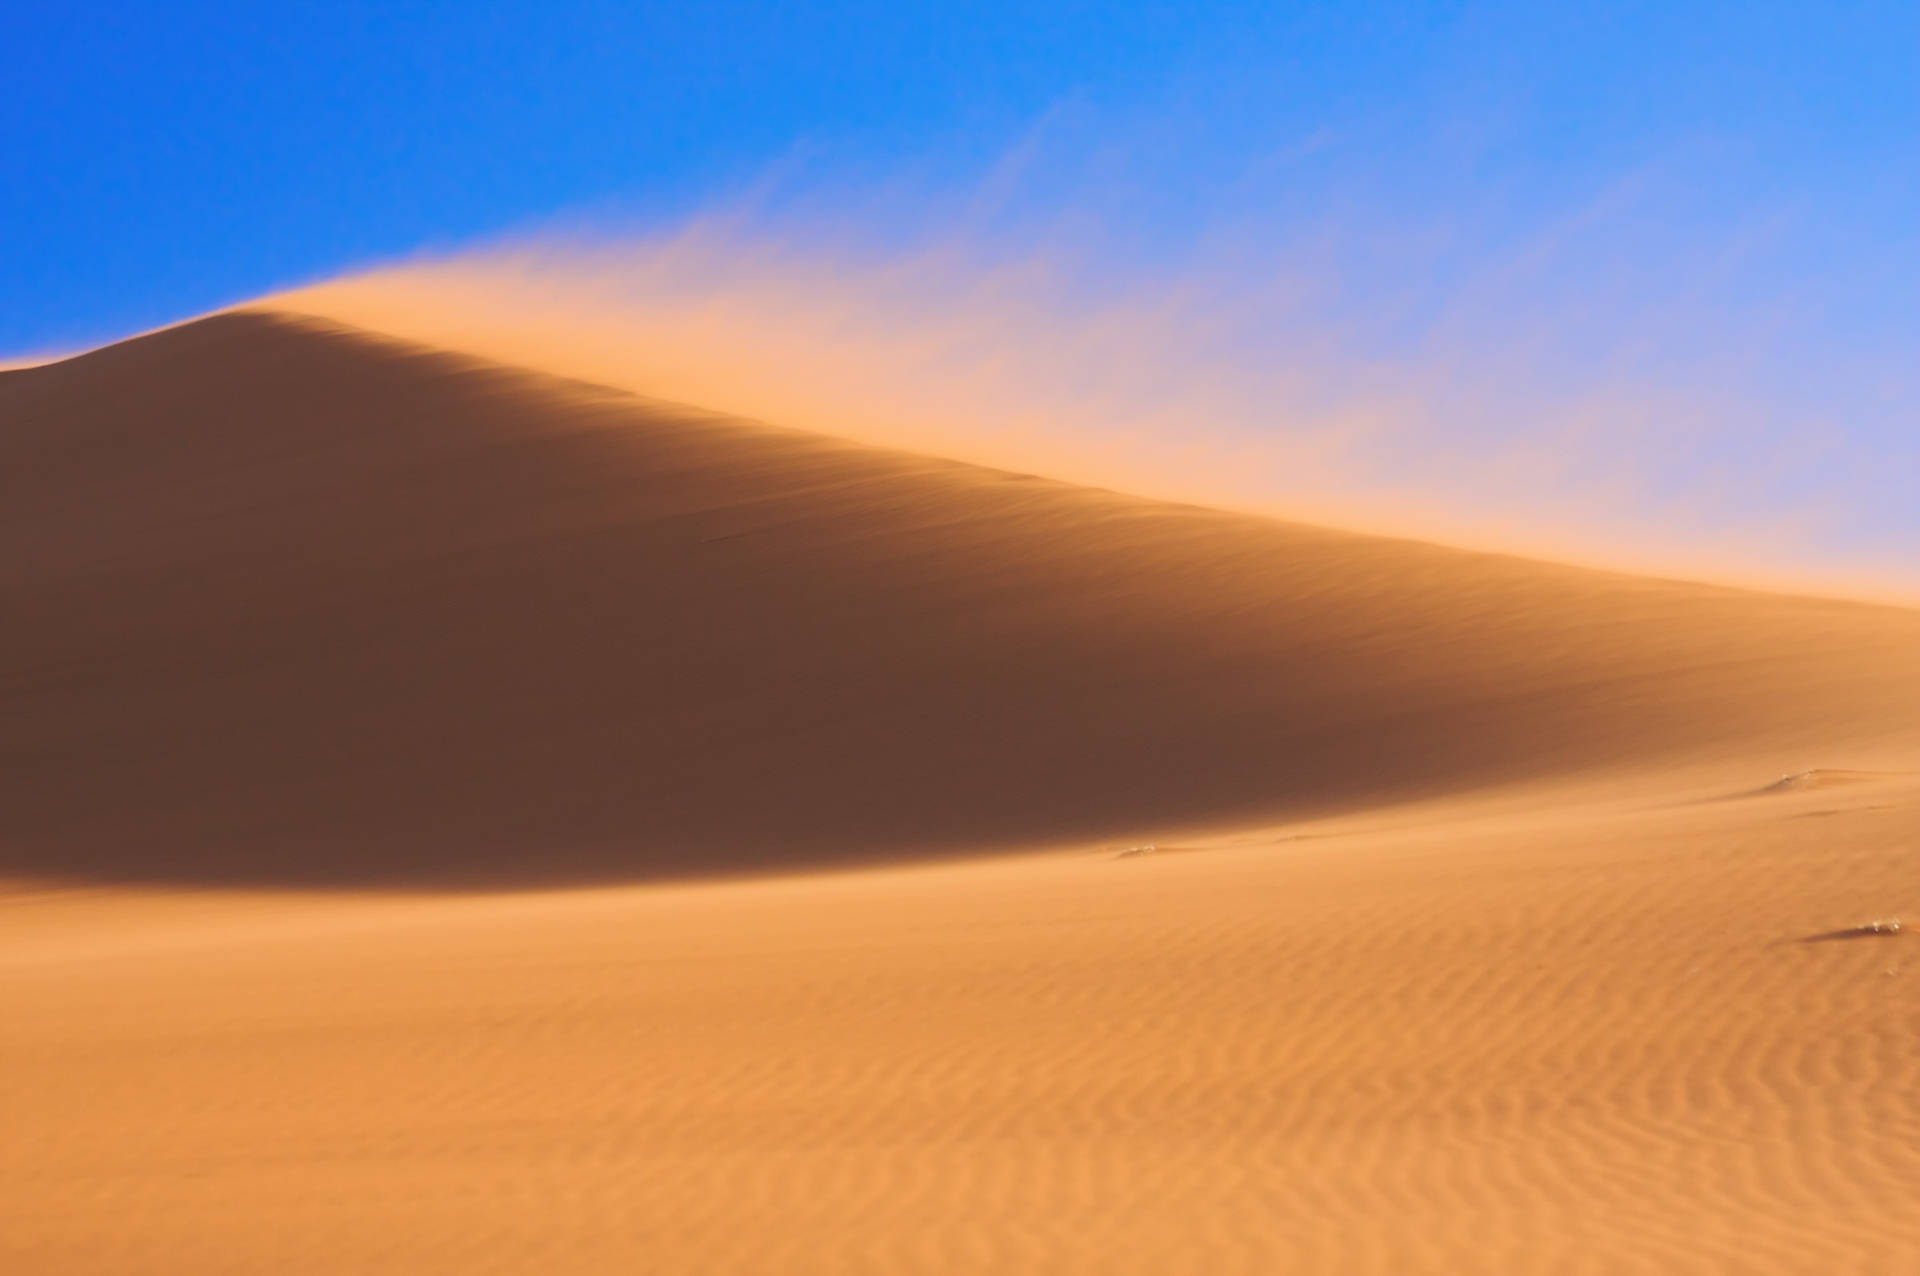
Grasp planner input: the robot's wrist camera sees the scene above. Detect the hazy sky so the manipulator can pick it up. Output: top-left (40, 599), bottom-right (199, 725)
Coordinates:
top-left (8, 2), bottom-right (1918, 583)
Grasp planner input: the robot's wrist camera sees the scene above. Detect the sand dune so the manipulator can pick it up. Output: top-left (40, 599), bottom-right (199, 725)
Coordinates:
top-left (4, 310), bottom-right (1917, 885)
top-left (4, 313), bottom-right (1919, 1272)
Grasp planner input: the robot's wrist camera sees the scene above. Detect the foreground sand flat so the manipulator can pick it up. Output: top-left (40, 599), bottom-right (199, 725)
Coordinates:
top-left (7, 771), bottom-right (1918, 1273)
top-left (4, 313), bottom-right (1918, 1272)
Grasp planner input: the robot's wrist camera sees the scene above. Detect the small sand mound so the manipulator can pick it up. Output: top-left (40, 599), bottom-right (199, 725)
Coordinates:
top-left (1114, 844), bottom-right (1205, 860)
top-left (1756, 769), bottom-right (1893, 795)
top-left (1800, 919), bottom-right (1903, 943)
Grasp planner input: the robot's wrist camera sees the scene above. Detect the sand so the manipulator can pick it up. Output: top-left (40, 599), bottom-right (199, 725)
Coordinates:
top-left (4, 312), bottom-right (1918, 1272)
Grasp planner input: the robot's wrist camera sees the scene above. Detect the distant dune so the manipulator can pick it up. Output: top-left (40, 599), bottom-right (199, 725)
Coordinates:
top-left (5, 312), bottom-right (1918, 1273)
top-left (3, 310), bottom-right (1916, 886)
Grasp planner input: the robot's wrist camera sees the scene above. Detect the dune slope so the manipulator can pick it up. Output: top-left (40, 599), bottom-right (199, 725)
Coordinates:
top-left (5, 313), bottom-right (1920, 1274)
top-left (4, 310), bottom-right (1917, 886)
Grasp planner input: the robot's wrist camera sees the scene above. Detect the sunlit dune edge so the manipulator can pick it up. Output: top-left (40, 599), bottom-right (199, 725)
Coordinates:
top-left (4, 311), bottom-right (1917, 1273)
top-left (256, 248), bottom-right (1920, 606)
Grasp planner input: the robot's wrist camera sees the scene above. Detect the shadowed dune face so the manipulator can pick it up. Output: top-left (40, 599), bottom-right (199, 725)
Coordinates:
top-left (4, 311), bottom-right (1918, 887)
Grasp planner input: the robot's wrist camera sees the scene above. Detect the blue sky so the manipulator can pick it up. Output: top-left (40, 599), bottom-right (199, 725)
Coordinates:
top-left (7, 1), bottom-right (1918, 582)
top-left (11, 2), bottom-right (1916, 352)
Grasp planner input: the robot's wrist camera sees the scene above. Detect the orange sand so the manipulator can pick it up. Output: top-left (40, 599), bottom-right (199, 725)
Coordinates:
top-left (3, 313), bottom-right (1917, 1272)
